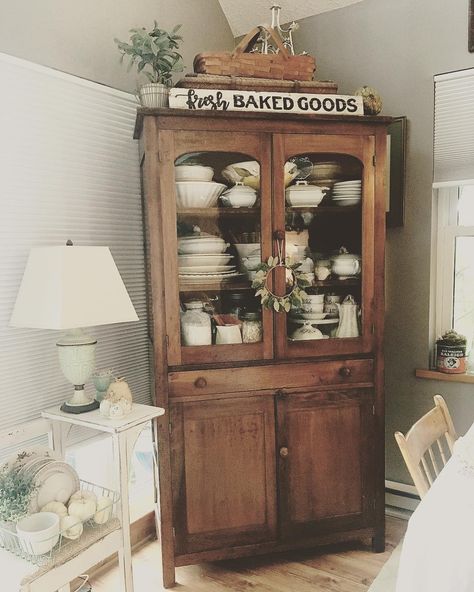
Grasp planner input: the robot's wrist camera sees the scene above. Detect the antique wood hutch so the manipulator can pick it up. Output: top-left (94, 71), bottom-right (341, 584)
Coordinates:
top-left (134, 108), bottom-right (390, 587)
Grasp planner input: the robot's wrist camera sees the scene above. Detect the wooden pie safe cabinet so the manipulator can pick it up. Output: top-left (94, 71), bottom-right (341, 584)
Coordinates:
top-left (135, 108), bottom-right (390, 587)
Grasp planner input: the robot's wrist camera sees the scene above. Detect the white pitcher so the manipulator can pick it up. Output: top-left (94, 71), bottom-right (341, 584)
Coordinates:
top-left (336, 295), bottom-right (360, 338)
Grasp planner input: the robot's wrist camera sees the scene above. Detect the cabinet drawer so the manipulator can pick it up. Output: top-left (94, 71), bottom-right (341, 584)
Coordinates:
top-left (169, 359), bottom-right (374, 399)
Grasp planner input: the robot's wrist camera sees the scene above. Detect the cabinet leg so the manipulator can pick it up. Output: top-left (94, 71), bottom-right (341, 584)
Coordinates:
top-left (372, 533), bottom-right (385, 553)
top-left (162, 561), bottom-right (176, 589)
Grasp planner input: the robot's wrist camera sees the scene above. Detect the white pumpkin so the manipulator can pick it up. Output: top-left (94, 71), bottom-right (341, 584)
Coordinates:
top-left (94, 496), bottom-right (113, 525)
top-left (68, 490), bottom-right (97, 522)
top-left (60, 515), bottom-right (83, 540)
top-left (40, 501), bottom-right (68, 518)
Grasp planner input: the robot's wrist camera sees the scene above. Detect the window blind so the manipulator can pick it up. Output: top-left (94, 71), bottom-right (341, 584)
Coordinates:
top-left (433, 68), bottom-right (474, 186)
top-left (0, 53), bottom-right (151, 436)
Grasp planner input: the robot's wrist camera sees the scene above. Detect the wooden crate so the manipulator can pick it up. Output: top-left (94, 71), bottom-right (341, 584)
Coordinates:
top-left (194, 26), bottom-right (316, 82)
top-left (177, 74), bottom-right (338, 94)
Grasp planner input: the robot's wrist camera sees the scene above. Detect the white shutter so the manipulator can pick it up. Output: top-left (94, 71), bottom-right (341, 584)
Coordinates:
top-left (434, 68), bottom-right (474, 186)
top-left (0, 53), bottom-right (152, 435)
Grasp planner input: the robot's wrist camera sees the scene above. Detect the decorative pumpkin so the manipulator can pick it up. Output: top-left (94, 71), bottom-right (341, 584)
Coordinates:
top-left (60, 515), bottom-right (84, 540)
top-left (100, 377), bottom-right (133, 418)
top-left (68, 490), bottom-right (97, 522)
top-left (94, 496), bottom-right (113, 525)
top-left (354, 86), bottom-right (382, 115)
top-left (40, 501), bottom-right (68, 518)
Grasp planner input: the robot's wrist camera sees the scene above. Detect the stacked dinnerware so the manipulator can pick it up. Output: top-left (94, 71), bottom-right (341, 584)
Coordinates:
top-left (178, 234), bottom-right (241, 282)
top-left (174, 164), bottom-right (226, 208)
top-left (331, 180), bottom-right (362, 206)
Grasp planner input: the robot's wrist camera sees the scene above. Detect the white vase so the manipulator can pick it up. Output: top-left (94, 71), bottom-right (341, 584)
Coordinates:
top-left (139, 83), bottom-right (169, 108)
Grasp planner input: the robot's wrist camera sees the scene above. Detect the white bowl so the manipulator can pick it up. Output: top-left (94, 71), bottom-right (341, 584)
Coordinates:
top-left (175, 182), bottom-right (227, 208)
top-left (17, 512), bottom-right (60, 556)
top-left (234, 243), bottom-right (261, 258)
top-left (222, 161), bottom-right (299, 189)
top-left (178, 238), bottom-right (229, 255)
top-left (332, 197), bottom-right (361, 206)
top-left (178, 254), bottom-right (233, 267)
top-left (175, 165), bottom-right (214, 182)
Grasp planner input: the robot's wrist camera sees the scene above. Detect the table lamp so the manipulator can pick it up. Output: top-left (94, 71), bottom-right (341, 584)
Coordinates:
top-left (10, 242), bottom-right (139, 414)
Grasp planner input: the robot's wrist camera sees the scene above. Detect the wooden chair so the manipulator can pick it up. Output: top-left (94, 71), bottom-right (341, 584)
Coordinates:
top-left (394, 395), bottom-right (457, 498)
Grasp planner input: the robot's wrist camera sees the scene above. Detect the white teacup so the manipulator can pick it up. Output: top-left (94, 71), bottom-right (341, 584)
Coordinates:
top-left (216, 325), bottom-right (242, 344)
top-left (302, 295), bottom-right (324, 312)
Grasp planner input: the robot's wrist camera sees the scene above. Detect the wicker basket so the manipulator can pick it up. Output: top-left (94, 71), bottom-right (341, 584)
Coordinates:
top-left (177, 73), bottom-right (337, 95)
top-left (194, 26), bottom-right (316, 82)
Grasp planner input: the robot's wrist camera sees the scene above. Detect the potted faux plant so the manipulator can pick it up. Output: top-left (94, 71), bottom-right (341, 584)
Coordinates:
top-left (435, 329), bottom-right (467, 374)
top-left (115, 22), bottom-right (184, 108)
top-left (0, 465), bottom-right (36, 545)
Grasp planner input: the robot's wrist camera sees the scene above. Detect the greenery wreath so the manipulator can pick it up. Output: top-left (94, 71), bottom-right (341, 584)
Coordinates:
top-left (251, 255), bottom-right (311, 313)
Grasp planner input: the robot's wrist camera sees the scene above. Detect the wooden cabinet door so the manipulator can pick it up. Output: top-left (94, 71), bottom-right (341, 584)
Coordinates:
top-left (272, 132), bottom-right (381, 359)
top-left (170, 395), bottom-right (277, 555)
top-left (276, 388), bottom-right (375, 540)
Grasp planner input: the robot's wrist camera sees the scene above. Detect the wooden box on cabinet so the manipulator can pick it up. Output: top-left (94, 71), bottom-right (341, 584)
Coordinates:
top-left (135, 108), bottom-right (391, 587)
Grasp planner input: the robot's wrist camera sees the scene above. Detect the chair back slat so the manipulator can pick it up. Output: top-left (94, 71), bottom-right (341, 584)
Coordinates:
top-left (395, 395), bottom-right (457, 498)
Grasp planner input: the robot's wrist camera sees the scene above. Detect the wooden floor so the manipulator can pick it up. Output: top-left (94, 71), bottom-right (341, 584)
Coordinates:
top-left (91, 516), bottom-right (406, 591)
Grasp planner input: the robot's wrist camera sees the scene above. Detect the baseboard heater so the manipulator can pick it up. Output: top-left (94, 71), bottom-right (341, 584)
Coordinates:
top-left (385, 480), bottom-right (420, 518)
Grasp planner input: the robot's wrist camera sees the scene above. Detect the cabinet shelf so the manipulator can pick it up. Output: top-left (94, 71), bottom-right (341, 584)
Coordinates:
top-left (286, 205), bottom-right (360, 214)
top-left (177, 207), bottom-right (259, 218)
top-left (179, 280), bottom-right (252, 292)
top-left (312, 278), bottom-right (361, 287)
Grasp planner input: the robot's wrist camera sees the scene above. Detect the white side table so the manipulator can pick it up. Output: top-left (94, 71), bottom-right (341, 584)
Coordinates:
top-left (41, 403), bottom-right (165, 592)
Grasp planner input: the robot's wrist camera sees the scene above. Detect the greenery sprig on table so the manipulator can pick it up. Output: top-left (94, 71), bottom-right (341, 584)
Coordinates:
top-left (0, 465), bottom-right (36, 524)
top-left (252, 256), bottom-right (311, 312)
top-left (114, 22), bottom-right (184, 85)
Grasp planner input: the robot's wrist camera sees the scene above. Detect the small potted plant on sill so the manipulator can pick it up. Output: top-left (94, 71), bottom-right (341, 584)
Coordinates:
top-left (115, 22), bottom-right (184, 108)
top-left (435, 329), bottom-right (467, 374)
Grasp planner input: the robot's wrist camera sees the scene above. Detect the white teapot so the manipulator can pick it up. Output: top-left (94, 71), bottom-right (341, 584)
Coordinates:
top-left (331, 247), bottom-right (361, 279)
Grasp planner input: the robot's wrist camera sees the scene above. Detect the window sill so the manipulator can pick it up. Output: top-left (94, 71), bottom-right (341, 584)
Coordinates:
top-left (415, 369), bottom-right (474, 384)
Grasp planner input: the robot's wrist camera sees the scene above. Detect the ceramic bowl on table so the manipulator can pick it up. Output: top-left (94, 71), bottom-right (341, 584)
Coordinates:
top-left (16, 512), bottom-right (60, 556)
top-left (175, 181), bottom-right (227, 208)
top-left (178, 253), bottom-right (233, 267)
top-left (174, 165), bottom-right (214, 182)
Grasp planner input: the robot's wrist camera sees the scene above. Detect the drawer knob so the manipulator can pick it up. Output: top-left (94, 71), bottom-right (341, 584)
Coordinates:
top-left (339, 366), bottom-right (352, 377)
top-left (279, 446), bottom-right (289, 458)
top-left (194, 377), bottom-right (207, 388)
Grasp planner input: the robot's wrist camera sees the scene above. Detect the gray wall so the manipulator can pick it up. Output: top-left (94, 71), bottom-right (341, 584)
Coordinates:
top-left (0, 0), bottom-right (234, 92)
top-left (296, 0), bottom-right (474, 482)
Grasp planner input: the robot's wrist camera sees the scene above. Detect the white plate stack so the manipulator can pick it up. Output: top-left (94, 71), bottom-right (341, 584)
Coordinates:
top-left (178, 234), bottom-right (241, 282)
top-left (331, 180), bottom-right (362, 206)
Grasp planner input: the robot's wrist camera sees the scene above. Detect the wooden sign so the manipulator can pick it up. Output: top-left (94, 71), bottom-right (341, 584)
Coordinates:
top-left (169, 88), bottom-right (364, 116)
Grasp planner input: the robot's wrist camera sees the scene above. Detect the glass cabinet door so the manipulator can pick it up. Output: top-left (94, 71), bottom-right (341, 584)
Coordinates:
top-left (272, 134), bottom-right (376, 359)
top-left (160, 131), bottom-right (273, 366)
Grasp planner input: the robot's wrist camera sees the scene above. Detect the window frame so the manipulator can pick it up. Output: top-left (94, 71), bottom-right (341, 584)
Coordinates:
top-left (432, 184), bottom-right (474, 360)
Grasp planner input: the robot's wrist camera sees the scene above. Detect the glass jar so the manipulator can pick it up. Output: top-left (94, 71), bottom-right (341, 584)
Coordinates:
top-left (241, 311), bottom-right (263, 343)
top-left (181, 301), bottom-right (212, 346)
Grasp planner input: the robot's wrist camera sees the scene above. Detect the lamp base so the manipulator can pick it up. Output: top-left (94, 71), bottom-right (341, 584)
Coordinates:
top-left (61, 399), bottom-right (100, 414)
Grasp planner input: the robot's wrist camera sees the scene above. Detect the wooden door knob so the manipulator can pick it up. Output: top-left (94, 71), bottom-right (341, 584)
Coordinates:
top-left (194, 377), bottom-right (207, 388)
top-left (339, 366), bottom-right (352, 377)
top-left (279, 446), bottom-right (289, 458)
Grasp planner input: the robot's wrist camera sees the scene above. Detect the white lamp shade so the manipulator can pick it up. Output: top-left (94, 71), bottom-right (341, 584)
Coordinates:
top-left (10, 245), bottom-right (139, 329)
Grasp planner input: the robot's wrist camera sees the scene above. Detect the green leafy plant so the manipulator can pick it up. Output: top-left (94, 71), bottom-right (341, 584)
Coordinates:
top-left (436, 330), bottom-right (467, 347)
top-left (0, 465), bottom-right (36, 523)
top-left (114, 22), bottom-right (184, 86)
top-left (252, 256), bottom-right (311, 313)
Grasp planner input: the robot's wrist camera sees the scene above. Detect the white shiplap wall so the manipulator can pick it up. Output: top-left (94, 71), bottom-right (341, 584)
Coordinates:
top-left (0, 53), bottom-right (151, 434)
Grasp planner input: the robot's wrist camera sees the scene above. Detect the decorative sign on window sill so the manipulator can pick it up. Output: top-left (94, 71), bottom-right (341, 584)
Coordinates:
top-left (169, 88), bottom-right (364, 116)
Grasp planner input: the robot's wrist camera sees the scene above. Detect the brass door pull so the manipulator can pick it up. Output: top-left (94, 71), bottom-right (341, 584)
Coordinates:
top-left (279, 446), bottom-right (289, 458)
top-left (339, 366), bottom-right (352, 377)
